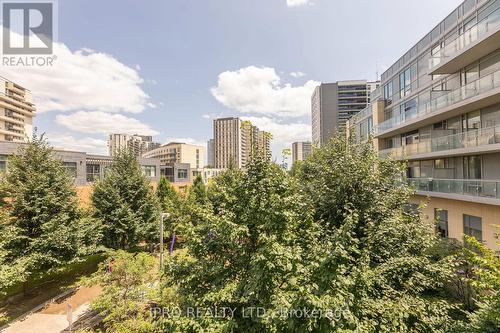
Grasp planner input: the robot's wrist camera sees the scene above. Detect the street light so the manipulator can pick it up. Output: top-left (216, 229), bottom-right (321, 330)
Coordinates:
top-left (159, 212), bottom-right (170, 271)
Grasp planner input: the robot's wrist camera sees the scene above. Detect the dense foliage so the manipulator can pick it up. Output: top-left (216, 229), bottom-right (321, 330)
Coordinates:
top-left (0, 137), bottom-right (100, 293)
top-left (92, 150), bottom-right (159, 249)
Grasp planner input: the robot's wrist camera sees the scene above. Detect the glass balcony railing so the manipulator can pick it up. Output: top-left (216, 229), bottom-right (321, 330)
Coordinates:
top-left (408, 178), bottom-right (500, 199)
top-left (375, 69), bottom-right (500, 134)
top-left (429, 5), bottom-right (500, 70)
top-left (379, 125), bottom-right (500, 158)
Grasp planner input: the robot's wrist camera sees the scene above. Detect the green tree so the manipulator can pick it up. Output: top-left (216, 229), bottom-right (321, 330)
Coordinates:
top-left (453, 236), bottom-right (500, 332)
top-left (162, 154), bottom-right (320, 332)
top-left (189, 174), bottom-right (207, 204)
top-left (92, 149), bottom-right (159, 250)
top-left (0, 137), bottom-right (97, 292)
top-left (160, 137), bottom-right (461, 332)
top-left (83, 250), bottom-right (159, 333)
top-left (294, 136), bottom-right (458, 332)
top-left (156, 176), bottom-right (179, 212)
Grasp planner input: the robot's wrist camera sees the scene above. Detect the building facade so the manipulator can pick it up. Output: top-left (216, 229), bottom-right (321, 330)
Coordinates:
top-left (142, 142), bottom-right (205, 180)
top-left (312, 80), bottom-right (379, 147)
top-left (108, 134), bottom-right (160, 157)
top-left (207, 138), bottom-right (214, 167)
top-left (292, 141), bottom-right (312, 165)
top-left (0, 77), bottom-right (35, 142)
top-left (0, 141), bottom-right (161, 186)
top-left (213, 117), bottom-right (272, 169)
top-left (348, 0), bottom-right (500, 250)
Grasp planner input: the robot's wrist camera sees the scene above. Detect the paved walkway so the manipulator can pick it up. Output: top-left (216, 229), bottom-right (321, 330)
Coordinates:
top-left (1, 286), bottom-right (101, 333)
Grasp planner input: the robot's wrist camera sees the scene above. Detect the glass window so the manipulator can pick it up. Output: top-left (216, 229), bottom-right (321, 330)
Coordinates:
top-left (462, 110), bottom-right (481, 131)
top-left (142, 165), bottom-right (156, 178)
top-left (63, 161), bottom-right (77, 178)
top-left (0, 155), bottom-right (8, 173)
top-left (463, 155), bottom-right (482, 179)
top-left (86, 164), bottom-right (100, 182)
top-left (407, 161), bottom-right (421, 178)
top-left (463, 214), bottom-right (482, 241)
top-left (177, 169), bottom-right (188, 179)
top-left (435, 209), bottom-right (449, 238)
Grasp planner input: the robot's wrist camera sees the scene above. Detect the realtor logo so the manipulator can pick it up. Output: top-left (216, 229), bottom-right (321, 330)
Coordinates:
top-left (2, 1), bottom-right (54, 54)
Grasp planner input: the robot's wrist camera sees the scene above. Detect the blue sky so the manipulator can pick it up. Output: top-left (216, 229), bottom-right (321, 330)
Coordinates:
top-left (2, 0), bottom-right (462, 159)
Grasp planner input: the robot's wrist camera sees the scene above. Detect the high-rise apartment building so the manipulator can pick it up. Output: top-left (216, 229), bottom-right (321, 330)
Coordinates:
top-left (292, 141), bottom-right (312, 165)
top-left (108, 134), bottom-right (160, 157)
top-left (0, 77), bottom-right (35, 142)
top-left (207, 139), bottom-right (214, 167)
top-left (213, 117), bottom-right (272, 169)
top-left (348, 0), bottom-right (500, 250)
top-left (312, 80), bottom-right (379, 147)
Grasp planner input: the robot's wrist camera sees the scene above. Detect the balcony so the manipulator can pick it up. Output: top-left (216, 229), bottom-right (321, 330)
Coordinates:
top-left (379, 125), bottom-right (500, 160)
top-left (375, 69), bottom-right (500, 137)
top-left (408, 177), bottom-right (500, 204)
top-left (429, 5), bottom-right (500, 75)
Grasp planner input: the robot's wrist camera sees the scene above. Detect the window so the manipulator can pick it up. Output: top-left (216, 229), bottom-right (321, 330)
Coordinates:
top-left (63, 162), bottom-right (77, 178)
top-left (463, 214), bottom-right (482, 241)
top-left (0, 155), bottom-right (7, 173)
top-left (435, 209), bottom-right (448, 238)
top-left (463, 156), bottom-right (482, 179)
top-left (383, 82), bottom-right (393, 103)
top-left (407, 161), bottom-right (421, 178)
top-left (399, 67), bottom-right (412, 98)
top-left (462, 110), bottom-right (481, 131)
top-left (142, 165), bottom-right (156, 178)
top-left (177, 169), bottom-right (188, 179)
top-left (86, 164), bottom-right (100, 182)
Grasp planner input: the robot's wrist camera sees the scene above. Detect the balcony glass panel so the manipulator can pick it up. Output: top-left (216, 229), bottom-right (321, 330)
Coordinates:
top-left (429, 5), bottom-right (500, 70)
top-left (379, 124), bottom-right (500, 158)
top-left (375, 69), bottom-right (500, 133)
top-left (408, 178), bottom-right (500, 199)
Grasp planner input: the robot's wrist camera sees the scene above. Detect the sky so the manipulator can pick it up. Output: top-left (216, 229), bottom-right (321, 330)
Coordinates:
top-left (1, 0), bottom-right (463, 160)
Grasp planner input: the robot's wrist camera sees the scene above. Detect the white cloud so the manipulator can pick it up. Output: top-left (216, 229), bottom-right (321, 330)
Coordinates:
top-left (241, 116), bottom-right (311, 145)
top-left (163, 137), bottom-right (206, 148)
top-left (202, 114), bottom-right (211, 119)
top-left (0, 30), bottom-right (152, 114)
top-left (55, 111), bottom-right (159, 135)
top-left (45, 132), bottom-right (108, 155)
top-left (286, 0), bottom-right (313, 7)
top-left (290, 71), bottom-right (306, 78)
top-left (211, 66), bottom-right (318, 118)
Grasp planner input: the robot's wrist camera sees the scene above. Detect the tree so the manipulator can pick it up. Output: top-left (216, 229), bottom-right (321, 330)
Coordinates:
top-left (189, 174), bottom-right (207, 204)
top-left (83, 250), bottom-right (159, 333)
top-left (0, 137), bottom-right (97, 292)
top-left (92, 149), bottom-right (159, 250)
top-left (156, 177), bottom-right (179, 211)
top-left (294, 136), bottom-right (458, 332)
top-left (160, 137), bottom-right (461, 332)
top-left (162, 154), bottom-right (320, 332)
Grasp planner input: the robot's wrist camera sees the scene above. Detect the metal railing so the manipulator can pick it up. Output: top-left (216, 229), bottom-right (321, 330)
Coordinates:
top-left (408, 177), bottom-right (500, 199)
top-left (375, 69), bottom-right (500, 133)
top-left (429, 5), bottom-right (500, 70)
top-left (379, 124), bottom-right (500, 158)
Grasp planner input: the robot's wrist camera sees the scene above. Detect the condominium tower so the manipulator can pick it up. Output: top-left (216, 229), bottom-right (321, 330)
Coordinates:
top-left (207, 139), bottom-right (214, 167)
top-left (213, 117), bottom-right (272, 169)
top-left (348, 0), bottom-right (500, 250)
top-left (292, 141), bottom-right (312, 165)
top-left (108, 134), bottom-right (160, 157)
top-left (312, 80), bottom-right (379, 147)
top-left (0, 77), bottom-right (35, 142)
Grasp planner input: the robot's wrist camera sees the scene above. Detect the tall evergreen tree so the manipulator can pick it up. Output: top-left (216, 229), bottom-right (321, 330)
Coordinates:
top-left (189, 174), bottom-right (207, 204)
top-left (0, 137), bottom-right (92, 291)
top-left (156, 176), bottom-right (179, 212)
top-left (92, 149), bottom-right (159, 249)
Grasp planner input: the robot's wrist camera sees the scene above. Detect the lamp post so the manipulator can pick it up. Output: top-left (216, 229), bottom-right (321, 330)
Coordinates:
top-left (159, 212), bottom-right (169, 271)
